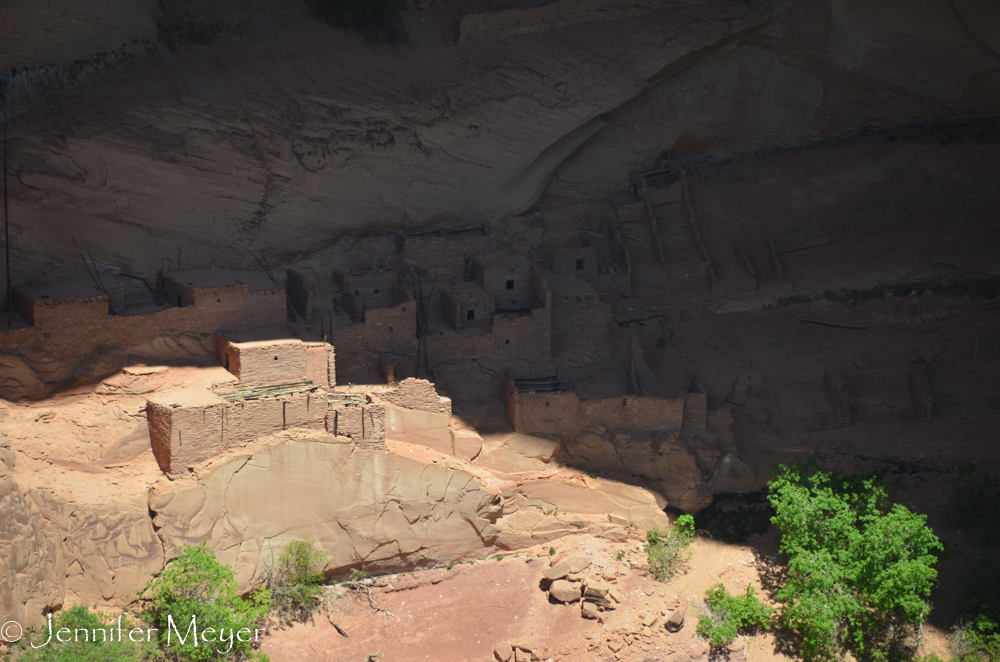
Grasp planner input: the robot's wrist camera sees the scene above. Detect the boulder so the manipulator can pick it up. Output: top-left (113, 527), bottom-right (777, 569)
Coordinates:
top-left (565, 554), bottom-right (592, 573)
top-left (549, 579), bottom-right (581, 603)
top-left (583, 576), bottom-right (611, 599)
top-left (665, 606), bottom-right (686, 632)
top-left (581, 601), bottom-right (603, 621)
top-left (543, 563), bottom-right (571, 581)
top-left (494, 642), bottom-right (513, 662)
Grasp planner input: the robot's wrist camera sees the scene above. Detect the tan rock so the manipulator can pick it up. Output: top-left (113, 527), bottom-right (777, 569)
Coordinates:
top-left (641, 613), bottom-right (658, 627)
top-left (565, 554), bottom-right (591, 573)
top-left (688, 642), bottom-right (710, 658)
top-left (665, 606), bottom-right (686, 632)
top-left (0, 477), bottom-right (65, 629)
top-left (584, 576), bottom-right (611, 599)
top-left (543, 563), bottom-right (571, 581)
top-left (494, 642), bottom-right (513, 662)
top-left (581, 601), bottom-right (602, 621)
top-left (609, 586), bottom-right (624, 603)
top-left (549, 579), bottom-right (581, 603)
top-left (150, 439), bottom-right (503, 587)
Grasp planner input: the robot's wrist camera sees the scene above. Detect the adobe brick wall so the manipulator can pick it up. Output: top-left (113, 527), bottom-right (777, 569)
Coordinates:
top-left (1, 286), bottom-right (286, 365)
top-left (12, 292), bottom-right (111, 328)
top-left (219, 340), bottom-right (308, 386)
top-left (362, 299), bottom-right (418, 356)
top-left (504, 377), bottom-right (688, 437)
top-left (507, 390), bottom-right (581, 435)
top-left (305, 342), bottom-right (335, 388)
top-left (147, 390), bottom-right (228, 474)
top-left (490, 307), bottom-right (551, 362)
top-left (551, 246), bottom-right (599, 277)
top-left (327, 399), bottom-right (386, 449)
top-left (380, 378), bottom-right (452, 415)
top-left (337, 270), bottom-right (399, 316)
top-left (442, 284), bottom-right (494, 332)
top-left (476, 259), bottom-right (533, 310)
top-left (426, 331), bottom-right (494, 365)
top-left (579, 395), bottom-right (685, 432)
top-left (148, 388), bottom-right (327, 474)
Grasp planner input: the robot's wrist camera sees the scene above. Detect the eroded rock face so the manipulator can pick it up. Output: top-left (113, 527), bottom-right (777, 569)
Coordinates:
top-left (5, 0), bottom-right (998, 279)
top-left (0, 476), bottom-right (65, 629)
top-left (562, 428), bottom-right (712, 512)
top-left (31, 492), bottom-right (164, 605)
top-left (149, 437), bottom-right (504, 586)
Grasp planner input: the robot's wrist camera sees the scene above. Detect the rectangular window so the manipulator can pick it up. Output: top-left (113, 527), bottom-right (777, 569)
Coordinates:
top-left (576, 259), bottom-right (584, 270)
top-left (506, 280), bottom-right (514, 290)
top-left (466, 310), bottom-right (475, 320)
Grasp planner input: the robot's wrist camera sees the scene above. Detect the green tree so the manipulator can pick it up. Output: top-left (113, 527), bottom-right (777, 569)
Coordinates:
top-left (141, 543), bottom-right (271, 662)
top-left (646, 514), bottom-right (696, 581)
top-left (697, 584), bottom-right (774, 649)
top-left (269, 539), bottom-right (328, 625)
top-left (16, 606), bottom-right (160, 662)
top-left (767, 461), bottom-right (942, 661)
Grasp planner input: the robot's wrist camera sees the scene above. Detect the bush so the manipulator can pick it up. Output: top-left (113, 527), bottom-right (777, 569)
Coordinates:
top-left (768, 461), bottom-right (943, 661)
top-left (304, 0), bottom-right (407, 46)
top-left (14, 606), bottom-right (160, 662)
top-left (141, 543), bottom-right (271, 662)
top-left (949, 555), bottom-right (1000, 662)
top-left (696, 584), bottom-right (774, 648)
top-left (269, 540), bottom-right (328, 626)
top-left (646, 514), bottom-right (695, 581)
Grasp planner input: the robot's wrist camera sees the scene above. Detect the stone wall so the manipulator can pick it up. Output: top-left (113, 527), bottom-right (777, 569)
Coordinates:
top-left (442, 283), bottom-right (494, 332)
top-left (217, 337), bottom-right (308, 386)
top-left (551, 246), bottom-right (599, 277)
top-left (148, 388), bottom-right (328, 474)
top-left (327, 398), bottom-right (385, 450)
top-left (504, 375), bottom-right (686, 437)
top-left (362, 295), bottom-right (418, 356)
top-left (380, 378), bottom-right (452, 415)
top-left (305, 342), bottom-right (335, 388)
top-left (1, 281), bottom-right (286, 374)
top-left (476, 257), bottom-right (534, 310)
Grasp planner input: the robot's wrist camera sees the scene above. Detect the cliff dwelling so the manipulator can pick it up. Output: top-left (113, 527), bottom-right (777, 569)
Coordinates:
top-left (0, 0), bottom-right (999, 660)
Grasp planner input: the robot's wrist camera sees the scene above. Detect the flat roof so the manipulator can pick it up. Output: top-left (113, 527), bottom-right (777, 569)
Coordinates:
top-left (221, 327), bottom-right (300, 346)
top-left (148, 387), bottom-right (226, 408)
top-left (166, 269), bottom-right (280, 292)
top-left (17, 279), bottom-right (107, 301)
top-left (443, 282), bottom-right (494, 301)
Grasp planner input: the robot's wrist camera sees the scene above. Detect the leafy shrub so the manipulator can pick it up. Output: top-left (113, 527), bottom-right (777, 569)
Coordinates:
top-left (768, 461), bottom-right (943, 661)
top-left (304, 0), bottom-right (407, 46)
top-left (269, 540), bottom-right (328, 626)
top-left (696, 584), bottom-right (774, 648)
top-left (141, 543), bottom-right (271, 662)
top-left (950, 555), bottom-right (1000, 662)
top-left (646, 514), bottom-right (695, 581)
top-left (14, 606), bottom-right (160, 662)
